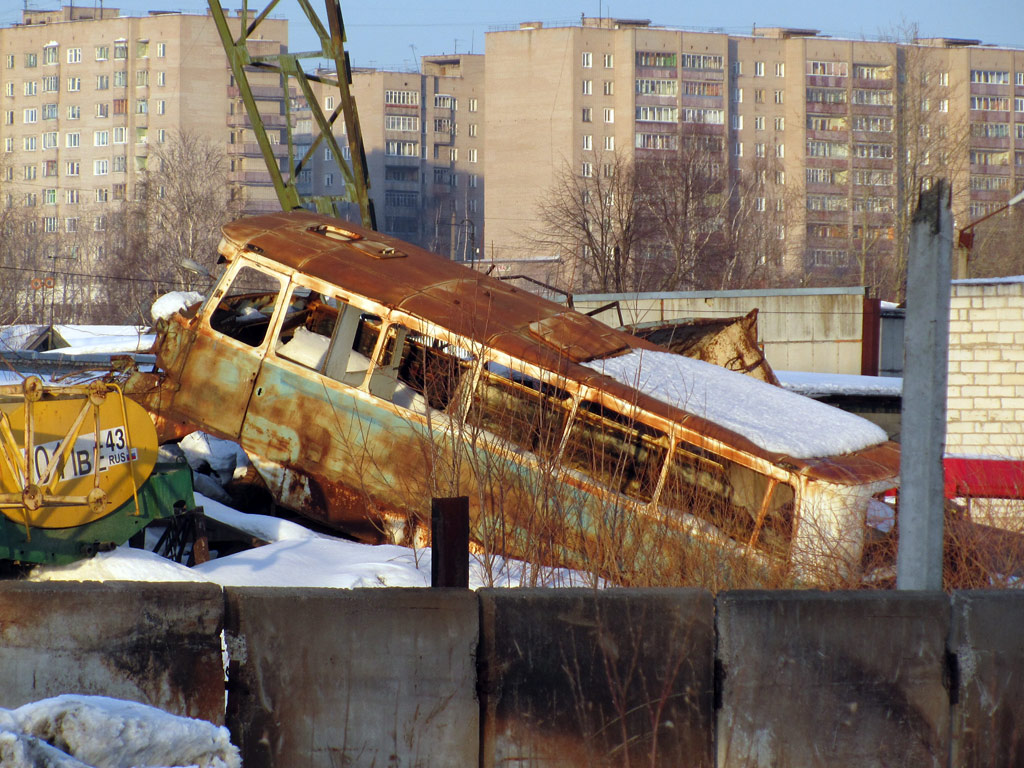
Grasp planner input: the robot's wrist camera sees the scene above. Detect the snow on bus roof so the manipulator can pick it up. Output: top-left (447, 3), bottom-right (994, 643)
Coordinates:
top-left (585, 349), bottom-right (887, 459)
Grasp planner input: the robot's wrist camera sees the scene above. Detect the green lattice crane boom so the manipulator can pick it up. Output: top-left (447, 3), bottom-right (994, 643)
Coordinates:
top-left (208, 0), bottom-right (375, 228)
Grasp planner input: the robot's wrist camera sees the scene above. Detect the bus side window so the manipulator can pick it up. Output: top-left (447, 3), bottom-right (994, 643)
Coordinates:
top-left (659, 442), bottom-right (793, 556)
top-left (561, 400), bottom-right (666, 502)
top-left (208, 265), bottom-right (284, 347)
top-left (322, 307), bottom-right (381, 387)
top-left (395, 331), bottom-right (475, 412)
top-left (274, 289), bottom-right (337, 371)
top-left (467, 368), bottom-right (570, 458)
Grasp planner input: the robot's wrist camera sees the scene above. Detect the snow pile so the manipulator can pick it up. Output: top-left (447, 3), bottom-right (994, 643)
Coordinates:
top-left (585, 349), bottom-right (887, 458)
top-left (0, 695), bottom-right (239, 768)
top-left (777, 370), bottom-right (903, 398)
top-left (30, 493), bottom-right (594, 589)
top-left (28, 546), bottom-right (209, 583)
top-left (178, 432), bottom-right (251, 485)
top-left (151, 292), bottom-right (204, 323)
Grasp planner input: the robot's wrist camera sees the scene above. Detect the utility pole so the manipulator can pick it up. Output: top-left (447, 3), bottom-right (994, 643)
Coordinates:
top-left (897, 180), bottom-right (952, 590)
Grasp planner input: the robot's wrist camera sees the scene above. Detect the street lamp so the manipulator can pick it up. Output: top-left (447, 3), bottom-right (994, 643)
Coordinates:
top-left (955, 187), bottom-right (1024, 278)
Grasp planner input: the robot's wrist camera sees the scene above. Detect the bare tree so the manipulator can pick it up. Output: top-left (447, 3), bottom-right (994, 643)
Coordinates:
top-left (141, 130), bottom-right (239, 288)
top-left (536, 151), bottom-right (649, 293)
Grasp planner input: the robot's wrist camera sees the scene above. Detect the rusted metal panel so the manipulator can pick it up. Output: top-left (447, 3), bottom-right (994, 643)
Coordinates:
top-left (0, 582), bottom-right (224, 722)
top-left (627, 309), bottom-right (781, 385)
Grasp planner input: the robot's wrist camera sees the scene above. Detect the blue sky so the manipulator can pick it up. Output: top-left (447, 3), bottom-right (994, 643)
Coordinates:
top-left (4, 1), bottom-right (1021, 70)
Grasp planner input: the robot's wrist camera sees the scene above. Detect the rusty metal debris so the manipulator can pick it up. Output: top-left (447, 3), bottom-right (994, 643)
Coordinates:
top-left (126, 211), bottom-right (900, 584)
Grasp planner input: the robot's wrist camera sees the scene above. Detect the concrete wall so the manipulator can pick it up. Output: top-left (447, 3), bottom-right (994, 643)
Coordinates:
top-left (4, 584), bottom-right (1024, 767)
top-left (947, 279), bottom-right (1024, 456)
top-left (575, 287), bottom-right (869, 374)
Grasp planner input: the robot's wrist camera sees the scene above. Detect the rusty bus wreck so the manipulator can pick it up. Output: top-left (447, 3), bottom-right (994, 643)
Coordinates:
top-left (128, 211), bottom-right (899, 585)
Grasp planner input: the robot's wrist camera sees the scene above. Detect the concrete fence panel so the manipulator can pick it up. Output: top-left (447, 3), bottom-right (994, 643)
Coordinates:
top-left (478, 588), bottom-right (715, 768)
top-left (716, 590), bottom-right (950, 768)
top-left (224, 586), bottom-right (479, 768)
top-left (0, 581), bottom-right (224, 721)
top-left (950, 590), bottom-right (1024, 767)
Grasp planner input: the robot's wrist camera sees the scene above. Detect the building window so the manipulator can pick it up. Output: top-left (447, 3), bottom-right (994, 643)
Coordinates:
top-left (754, 116), bottom-right (765, 130)
top-left (23, 108), bottom-right (38, 124)
top-left (136, 99), bottom-right (148, 114)
top-left (638, 51), bottom-right (678, 68)
top-left (25, 81), bottom-right (38, 96)
top-left (114, 71), bottom-right (127, 87)
top-left (582, 52), bottom-right (592, 68)
top-left (434, 93), bottom-right (454, 109)
top-left (65, 132), bottom-right (80, 148)
top-left (384, 115), bottom-right (419, 131)
top-left (733, 142), bottom-right (743, 157)
top-left (67, 77), bottom-right (81, 92)
top-left (384, 89), bottom-right (419, 106)
top-left (2, 111), bottom-right (10, 125)
top-left (95, 45), bottom-right (109, 61)
top-left (114, 41), bottom-right (128, 60)
top-left (65, 218), bottom-right (78, 233)
top-left (582, 79), bottom-right (593, 95)
top-left (157, 71), bottom-right (166, 87)
top-left (467, 148), bottom-right (478, 163)
top-left (136, 70), bottom-right (149, 87)
top-left (96, 103), bottom-right (109, 118)
top-left (732, 88), bottom-right (743, 103)
top-left (581, 162), bottom-right (592, 177)
top-left (774, 90), bottom-right (784, 104)
top-left (67, 47), bottom-right (82, 64)
top-left (755, 197), bottom-right (766, 211)
top-left (113, 156), bottom-right (127, 172)
top-left (324, 95), bottom-right (334, 111)
top-left (24, 137), bottom-right (37, 151)
top-left (774, 116), bottom-right (785, 131)
top-left (604, 136), bottom-right (614, 151)
top-left (42, 132), bottom-right (58, 149)
top-left (4, 83), bottom-right (12, 98)
top-left (731, 61), bottom-right (742, 76)
top-left (754, 61), bottom-right (764, 77)
top-left (582, 135), bottom-right (593, 151)
top-left (731, 114), bottom-right (743, 130)
top-left (137, 40), bottom-right (149, 58)
top-left (23, 165), bottom-right (37, 180)
top-left (3, 137), bottom-right (11, 152)
top-left (385, 140), bottom-right (418, 157)
top-left (754, 142), bottom-right (766, 158)
top-left (469, 173), bottom-right (479, 188)
top-left (44, 189), bottom-right (57, 205)
top-left (5, 54), bottom-right (14, 69)
top-left (603, 53), bottom-right (614, 68)
top-left (65, 161), bottom-right (79, 176)
top-left (776, 143), bottom-right (785, 158)
top-left (603, 80), bottom-right (614, 95)
top-left (94, 130), bottom-right (109, 147)
top-left (468, 97), bottom-right (478, 112)
top-left (603, 108), bottom-right (614, 123)
top-left (44, 217), bottom-right (59, 233)
top-left (96, 74), bottom-right (110, 90)
top-left (157, 43), bottom-right (167, 58)
top-left (113, 99), bottom-right (128, 115)
top-left (582, 107), bottom-right (592, 122)
top-left (43, 45), bottom-right (58, 65)
top-left (42, 160), bottom-right (56, 177)
top-left (136, 127), bottom-right (148, 144)
top-left (157, 100), bottom-right (166, 115)
top-left (775, 62), bottom-right (785, 77)
top-left (157, 129), bottom-right (166, 143)
top-left (468, 123), bottom-right (477, 137)
top-left (66, 189), bottom-right (80, 204)
top-left (754, 89), bottom-right (765, 103)
top-left (41, 75), bottom-right (58, 92)
top-left (113, 126), bottom-right (127, 144)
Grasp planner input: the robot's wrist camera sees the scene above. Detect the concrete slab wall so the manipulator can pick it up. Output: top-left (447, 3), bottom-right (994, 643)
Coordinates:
top-left (717, 591), bottom-right (951, 768)
top-left (950, 591), bottom-right (1024, 768)
top-left (479, 588), bottom-right (715, 768)
top-left (0, 581), bottom-right (224, 722)
top-left (4, 585), bottom-right (1024, 766)
top-left (575, 288), bottom-right (868, 374)
top-left (223, 586), bottom-right (479, 768)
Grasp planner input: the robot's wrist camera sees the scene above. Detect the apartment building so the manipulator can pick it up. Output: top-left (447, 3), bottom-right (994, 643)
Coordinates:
top-left (0, 5), bottom-right (288, 260)
top-left (307, 54), bottom-right (485, 261)
top-left (483, 19), bottom-right (1024, 292)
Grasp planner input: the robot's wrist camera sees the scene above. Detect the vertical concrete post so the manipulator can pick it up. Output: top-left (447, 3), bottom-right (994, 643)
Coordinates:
top-left (898, 180), bottom-right (952, 590)
top-left (431, 496), bottom-right (469, 588)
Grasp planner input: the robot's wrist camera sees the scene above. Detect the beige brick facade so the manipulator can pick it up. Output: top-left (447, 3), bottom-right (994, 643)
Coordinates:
top-left (947, 278), bottom-right (1024, 456)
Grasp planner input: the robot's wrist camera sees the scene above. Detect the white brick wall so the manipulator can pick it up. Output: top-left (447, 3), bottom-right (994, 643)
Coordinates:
top-left (947, 280), bottom-right (1024, 456)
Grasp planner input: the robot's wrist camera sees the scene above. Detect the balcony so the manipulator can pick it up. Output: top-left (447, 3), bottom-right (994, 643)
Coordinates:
top-left (227, 141), bottom-right (290, 157)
